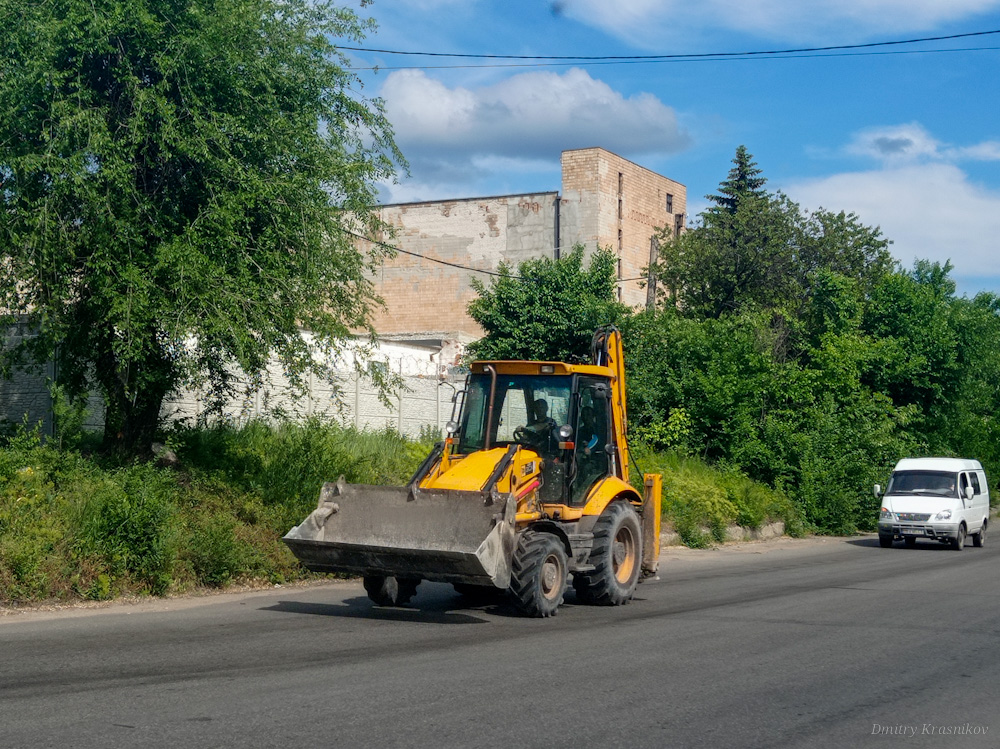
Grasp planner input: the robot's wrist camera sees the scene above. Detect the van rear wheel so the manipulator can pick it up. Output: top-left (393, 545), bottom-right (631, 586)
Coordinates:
top-left (972, 520), bottom-right (986, 548)
top-left (904, 536), bottom-right (916, 548)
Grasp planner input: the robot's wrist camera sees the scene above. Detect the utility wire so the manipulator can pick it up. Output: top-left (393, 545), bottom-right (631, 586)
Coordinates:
top-left (349, 45), bottom-right (1000, 71)
top-left (350, 230), bottom-right (654, 284)
top-left (340, 28), bottom-right (1000, 61)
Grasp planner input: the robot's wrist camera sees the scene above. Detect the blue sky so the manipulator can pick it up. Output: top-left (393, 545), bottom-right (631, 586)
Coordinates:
top-left (345, 0), bottom-right (1000, 295)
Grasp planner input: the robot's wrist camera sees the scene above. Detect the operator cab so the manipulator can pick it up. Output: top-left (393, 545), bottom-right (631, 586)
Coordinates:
top-left (454, 367), bottom-right (616, 506)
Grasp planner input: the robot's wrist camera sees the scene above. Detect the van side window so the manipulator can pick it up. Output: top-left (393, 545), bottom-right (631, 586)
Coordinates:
top-left (970, 472), bottom-right (982, 494)
top-left (959, 473), bottom-right (970, 496)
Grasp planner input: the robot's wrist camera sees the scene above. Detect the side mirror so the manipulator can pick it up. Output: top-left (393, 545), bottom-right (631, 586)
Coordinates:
top-left (873, 484), bottom-right (882, 499)
top-left (965, 485), bottom-right (974, 500)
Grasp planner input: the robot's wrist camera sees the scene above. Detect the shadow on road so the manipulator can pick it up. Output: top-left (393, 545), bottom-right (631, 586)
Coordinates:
top-left (261, 598), bottom-right (490, 624)
top-left (846, 535), bottom-right (972, 551)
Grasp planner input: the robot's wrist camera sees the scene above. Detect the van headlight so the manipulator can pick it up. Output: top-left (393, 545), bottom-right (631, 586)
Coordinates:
top-left (934, 509), bottom-right (952, 520)
top-left (879, 508), bottom-right (893, 520)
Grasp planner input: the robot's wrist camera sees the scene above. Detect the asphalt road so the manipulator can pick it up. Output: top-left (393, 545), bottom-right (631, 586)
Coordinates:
top-left (2, 535), bottom-right (998, 749)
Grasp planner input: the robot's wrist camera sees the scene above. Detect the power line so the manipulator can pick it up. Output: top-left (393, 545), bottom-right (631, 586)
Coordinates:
top-left (349, 44), bottom-right (1000, 71)
top-left (340, 28), bottom-right (1000, 62)
top-left (351, 230), bottom-right (652, 284)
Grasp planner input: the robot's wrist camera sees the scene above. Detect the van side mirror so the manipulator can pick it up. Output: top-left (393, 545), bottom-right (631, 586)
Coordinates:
top-left (965, 485), bottom-right (974, 500)
top-left (873, 484), bottom-right (882, 499)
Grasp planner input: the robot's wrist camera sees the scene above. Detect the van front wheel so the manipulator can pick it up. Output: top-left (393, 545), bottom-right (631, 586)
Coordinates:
top-left (951, 524), bottom-right (967, 551)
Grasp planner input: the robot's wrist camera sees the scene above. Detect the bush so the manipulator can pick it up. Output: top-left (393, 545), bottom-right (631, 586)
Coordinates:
top-left (1, 418), bottom-right (435, 604)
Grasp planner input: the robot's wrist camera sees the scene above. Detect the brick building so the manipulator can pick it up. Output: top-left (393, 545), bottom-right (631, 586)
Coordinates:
top-left (368, 147), bottom-right (686, 340)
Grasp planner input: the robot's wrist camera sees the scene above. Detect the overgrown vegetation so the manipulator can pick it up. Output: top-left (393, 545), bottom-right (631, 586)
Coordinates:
top-left (0, 418), bottom-right (787, 604)
top-left (0, 420), bottom-right (435, 603)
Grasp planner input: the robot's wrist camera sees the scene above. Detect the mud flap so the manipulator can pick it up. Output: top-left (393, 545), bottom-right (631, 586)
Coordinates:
top-left (283, 479), bottom-right (517, 588)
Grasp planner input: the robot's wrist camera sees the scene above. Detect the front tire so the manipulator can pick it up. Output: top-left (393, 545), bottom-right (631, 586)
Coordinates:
top-left (574, 501), bottom-right (643, 606)
top-left (509, 531), bottom-right (568, 617)
top-left (972, 520), bottom-right (987, 548)
top-left (364, 575), bottom-right (420, 606)
top-left (904, 536), bottom-right (917, 548)
top-left (951, 524), bottom-right (967, 551)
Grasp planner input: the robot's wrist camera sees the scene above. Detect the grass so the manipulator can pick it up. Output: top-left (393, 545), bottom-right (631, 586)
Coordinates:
top-left (1, 419), bottom-right (797, 605)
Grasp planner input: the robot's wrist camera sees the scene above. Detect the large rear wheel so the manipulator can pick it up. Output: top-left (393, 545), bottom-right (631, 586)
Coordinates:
top-left (509, 530), bottom-right (568, 617)
top-left (363, 575), bottom-right (420, 606)
top-left (574, 501), bottom-right (643, 606)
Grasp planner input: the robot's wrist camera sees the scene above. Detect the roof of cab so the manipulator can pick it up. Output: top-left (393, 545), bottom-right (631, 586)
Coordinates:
top-left (894, 457), bottom-right (983, 473)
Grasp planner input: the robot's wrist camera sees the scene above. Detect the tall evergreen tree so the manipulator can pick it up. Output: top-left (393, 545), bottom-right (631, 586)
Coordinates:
top-left (706, 145), bottom-right (768, 214)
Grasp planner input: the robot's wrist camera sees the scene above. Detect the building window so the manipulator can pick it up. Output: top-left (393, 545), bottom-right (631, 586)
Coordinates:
top-left (666, 194), bottom-right (673, 214)
top-left (618, 172), bottom-right (623, 194)
top-left (674, 213), bottom-right (684, 236)
top-left (618, 197), bottom-right (623, 219)
top-left (617, 229), bottom-right (623, 252)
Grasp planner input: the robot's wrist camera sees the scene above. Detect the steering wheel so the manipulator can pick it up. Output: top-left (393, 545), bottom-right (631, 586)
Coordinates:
top-left (514, 426), bottom-right (544, 446)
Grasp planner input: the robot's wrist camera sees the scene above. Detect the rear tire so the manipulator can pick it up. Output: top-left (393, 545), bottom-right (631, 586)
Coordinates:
top-left (364, 575), bottom-right (420, 606)
top-left (573, 501), bottom-right (643, 606)
top-left (951, 524), bottom-right (966, 551)
top-left (509, 531), bottom-right (568, 617)
top-left (904, 536), bottom-right (916, 548)
top-left (972, 520), bottom-right (987, 548)
top-left (879, 534), bottom-right (894, 548)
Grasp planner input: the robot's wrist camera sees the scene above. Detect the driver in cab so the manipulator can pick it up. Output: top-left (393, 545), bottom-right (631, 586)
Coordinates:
top-left (516, 398), bottom-right (557, 451)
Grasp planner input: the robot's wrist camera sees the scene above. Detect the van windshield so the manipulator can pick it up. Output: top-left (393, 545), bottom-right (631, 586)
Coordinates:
top-left (885, 470), bottom-right (958, 497)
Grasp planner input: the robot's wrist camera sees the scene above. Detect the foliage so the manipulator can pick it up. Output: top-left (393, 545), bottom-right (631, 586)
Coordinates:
top-left (632, 444), bottom-right (801, 547)
top-left (467, 246), bottom-right (629, 362)
top-left (0, 419), bottom-right (433, 603)
top-left (652, 147), bottom-right (893, 319)
top-left (0, 0), bottom-right (404, 455)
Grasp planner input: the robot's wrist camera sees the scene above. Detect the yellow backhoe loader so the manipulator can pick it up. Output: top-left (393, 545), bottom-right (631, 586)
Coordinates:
top-left (283, 326), bottom-right (661, 617)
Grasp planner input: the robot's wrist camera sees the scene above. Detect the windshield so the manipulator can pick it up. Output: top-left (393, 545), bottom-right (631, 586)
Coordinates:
top-left (885, 470), bottom-right (959, 497)
top-left (457, 373), bottom-right (572, 455)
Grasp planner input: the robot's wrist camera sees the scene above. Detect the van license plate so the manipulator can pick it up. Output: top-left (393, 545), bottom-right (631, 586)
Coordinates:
top-left (903, 528), bottom-right (924, 536)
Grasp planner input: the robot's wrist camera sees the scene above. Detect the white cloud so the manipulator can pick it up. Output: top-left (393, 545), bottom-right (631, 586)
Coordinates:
top-left (847, 124), bottom-right (1000, 165)
top-left (378, 68), bottom-right (690, 202)
top-left (554, 0), bottom-right (1000, 45)
top-left (847, 123), bottom-right (942, 163)
top-left (381, 68), bottom-right (689, 160)
top-left (784, 163), bottom-right (1000, 283)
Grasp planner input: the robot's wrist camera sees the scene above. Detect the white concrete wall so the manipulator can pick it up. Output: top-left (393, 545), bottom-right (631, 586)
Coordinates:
top-left (1, 337), bottom-right (466, 439)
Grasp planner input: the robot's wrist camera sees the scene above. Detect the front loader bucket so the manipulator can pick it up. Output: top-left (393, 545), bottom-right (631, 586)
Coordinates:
top-left (283, 479), bottom-right (517, 588)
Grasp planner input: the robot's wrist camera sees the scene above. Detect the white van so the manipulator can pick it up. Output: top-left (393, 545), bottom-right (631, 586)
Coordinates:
top-left (876, 458), bottom-right (990, 549)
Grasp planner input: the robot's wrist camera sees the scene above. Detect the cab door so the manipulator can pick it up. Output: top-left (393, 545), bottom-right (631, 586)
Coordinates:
top-left (959, 471), bottom-right (974, 527)
top-left (569, 377), bottom-right (612, 506)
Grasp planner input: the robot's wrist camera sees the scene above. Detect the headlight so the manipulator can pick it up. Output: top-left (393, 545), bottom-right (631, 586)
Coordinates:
top-left (935, 509), bottom-right (952, 520)
top-left (879, 508), bottom-right (893, 520)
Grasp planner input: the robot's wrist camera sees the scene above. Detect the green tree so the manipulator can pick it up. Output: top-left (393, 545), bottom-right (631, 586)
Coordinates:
top-left (467, 246), bottom-right (628, 362)
top-left (652, 147), bottom-right (892, 319)
top-left (705, 144), bottom-right (768, 214)
top-left (0, 0), bottom-right (403, 454)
